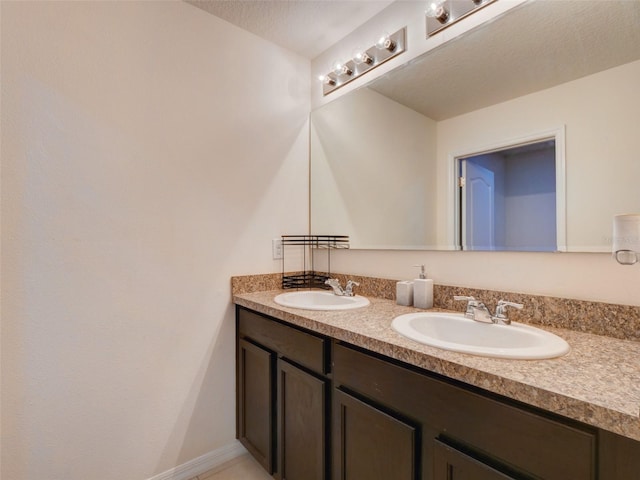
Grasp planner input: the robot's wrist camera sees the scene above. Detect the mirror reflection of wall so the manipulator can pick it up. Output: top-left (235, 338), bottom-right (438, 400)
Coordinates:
top-left (310, 87), bottom-right (438, 249)
top-left (458, 140), bottom-right (557, 252)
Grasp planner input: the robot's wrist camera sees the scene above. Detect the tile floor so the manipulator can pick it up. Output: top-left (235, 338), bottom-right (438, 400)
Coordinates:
top-left (188, 454), bottom-right (272, 480)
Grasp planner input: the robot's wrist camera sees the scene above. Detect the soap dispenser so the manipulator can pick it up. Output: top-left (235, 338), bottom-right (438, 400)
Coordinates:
top-left (413, 264), bottom-right (433, 309)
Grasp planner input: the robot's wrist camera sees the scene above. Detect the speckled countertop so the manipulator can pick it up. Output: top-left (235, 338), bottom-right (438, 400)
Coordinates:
top-left (234, 290), bottom-right (640, 442)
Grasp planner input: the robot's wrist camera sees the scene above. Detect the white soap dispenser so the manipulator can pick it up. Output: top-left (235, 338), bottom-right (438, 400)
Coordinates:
top-left (413, 264), bottom-right (433, 309)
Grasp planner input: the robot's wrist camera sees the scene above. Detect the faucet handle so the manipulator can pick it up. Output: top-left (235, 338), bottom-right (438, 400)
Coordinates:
top-left (493, 300), bottom-right (524, 325)
top-left (454, 295), bottom-right (478, 307)
top-left (453, 295), bottom-right (475, 302)
top-left (344, 280), bottom-right (360, 296)
top-left (325, 278), bottom-right (345, 296)
top-left (453, 295), bottom-right (478, 318)
top-left (495, 300), bottom-right (523, 314)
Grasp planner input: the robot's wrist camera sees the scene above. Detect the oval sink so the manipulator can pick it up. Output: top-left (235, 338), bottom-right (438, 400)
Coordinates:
top-left (391, 312), bottom-right (570, 359)
top-left (274, 291), bottom-right (370, 311)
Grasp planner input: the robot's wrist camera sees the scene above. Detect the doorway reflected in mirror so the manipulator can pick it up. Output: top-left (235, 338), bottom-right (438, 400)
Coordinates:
top-left (457, 139), bottom-right (559, 252)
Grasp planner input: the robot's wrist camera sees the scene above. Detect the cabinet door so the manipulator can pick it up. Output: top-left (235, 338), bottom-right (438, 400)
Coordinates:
top-left (333, 388), bottom-right (418, 480)
top-left (237, 338), bottom-right (275, 473)
top-left (277, 359), bottom-right (327, 480)
top-left (433, 440), bottom-right (516, 480)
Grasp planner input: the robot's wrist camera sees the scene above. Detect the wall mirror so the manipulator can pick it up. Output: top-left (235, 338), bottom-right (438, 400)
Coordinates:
top-left (310, 0), bottom-right (640, 252)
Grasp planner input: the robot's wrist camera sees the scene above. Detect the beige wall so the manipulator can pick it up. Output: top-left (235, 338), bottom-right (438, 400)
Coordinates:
top-left (311, 87), bottom-right (437, 248)
top-left (1, 1), bottom-right (309, 479)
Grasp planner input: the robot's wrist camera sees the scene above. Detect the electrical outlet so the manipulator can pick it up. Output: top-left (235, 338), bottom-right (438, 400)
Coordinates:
top-left (272, 238), bottom-right (283, 259)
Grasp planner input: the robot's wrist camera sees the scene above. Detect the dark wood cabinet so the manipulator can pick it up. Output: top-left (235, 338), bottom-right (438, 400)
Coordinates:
top-left (237, 338), bottom-right (275, 473)
top-left (332, 342), bottom-right (597, 480)
top-left (236, 306), bottom-right (640, 480)
top-left (237, 307), bottom-right (329, 479)
top-left (333, 388), bottom-right (418, 480)
top-left (277, 359), bottom-right (327, 480)
top-left (433, 440), bottom-right (516, 480)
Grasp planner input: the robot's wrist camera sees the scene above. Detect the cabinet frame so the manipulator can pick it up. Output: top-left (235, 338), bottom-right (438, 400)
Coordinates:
top-left (237, 307), bottom-right (330, 480)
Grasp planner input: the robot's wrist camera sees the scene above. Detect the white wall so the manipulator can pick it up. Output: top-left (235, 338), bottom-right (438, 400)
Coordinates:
top-left (1, 2), bottom-right (309, 479)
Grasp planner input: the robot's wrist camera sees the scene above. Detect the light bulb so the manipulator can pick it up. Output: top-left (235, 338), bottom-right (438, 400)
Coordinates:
top-left (375, 32), bottom-right (396, 52)
top-left (332, 60), bottom-right (353, 76)
top-left (318, 74), bottom-right (336, 86)
top-left (426, 0), bottom-right (449, 23)
top-left (352, 48), bottom-right (373, 65)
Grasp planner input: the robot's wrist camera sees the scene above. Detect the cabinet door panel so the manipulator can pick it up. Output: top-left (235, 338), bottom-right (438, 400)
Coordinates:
top-left (238, 338), bottom-right (275, 473)
top-left (598, 430), bottom-right (640, 479)
top-left (333, 388), bottom-right (418, 480)
top-left (277, 359), bottom-right (327, 480)
top-left (433, 440), bottom-right (516, 480)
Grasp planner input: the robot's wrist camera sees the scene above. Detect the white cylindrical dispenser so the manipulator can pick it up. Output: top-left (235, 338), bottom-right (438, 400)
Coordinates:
top-left (413, 264), bottom-right (434, 309)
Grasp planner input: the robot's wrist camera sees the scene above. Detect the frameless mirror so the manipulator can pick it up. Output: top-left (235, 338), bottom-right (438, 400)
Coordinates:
top-left (310, 0), bottom-right (640, 252)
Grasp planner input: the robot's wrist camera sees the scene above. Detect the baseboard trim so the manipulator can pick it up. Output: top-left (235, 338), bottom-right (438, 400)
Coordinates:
top-left (148, 440), bottom-right (247, 480)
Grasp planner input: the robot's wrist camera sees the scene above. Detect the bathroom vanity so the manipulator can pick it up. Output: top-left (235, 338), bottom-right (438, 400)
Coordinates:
top-left (234, 290), bottom-right (640, 480)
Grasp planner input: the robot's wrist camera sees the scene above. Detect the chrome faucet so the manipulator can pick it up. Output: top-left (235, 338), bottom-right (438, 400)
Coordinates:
top-left (325, 278), bottom-right (360, 297)
top-left (454, 296), bottom-right (493, 323)
top-left (454, 296), bottom-right (523, 325)
top-left (492, 300), bottom-right (524, 325)
top-left (344, 280), bottom-right (360, 296)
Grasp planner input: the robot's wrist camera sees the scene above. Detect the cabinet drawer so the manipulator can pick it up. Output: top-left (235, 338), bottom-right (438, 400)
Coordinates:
top-left (333, 342), bottom-right (596, 480)
top-left (238, 308), bottom-right (327, 374)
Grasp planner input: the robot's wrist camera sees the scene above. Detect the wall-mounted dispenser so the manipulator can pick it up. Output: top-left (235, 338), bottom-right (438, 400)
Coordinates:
top-left (612, 214), bottom-right (640, 265)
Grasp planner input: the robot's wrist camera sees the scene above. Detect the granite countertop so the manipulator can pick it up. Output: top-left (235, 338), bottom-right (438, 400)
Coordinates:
top-left (234, 290), bottom-right (640, 442)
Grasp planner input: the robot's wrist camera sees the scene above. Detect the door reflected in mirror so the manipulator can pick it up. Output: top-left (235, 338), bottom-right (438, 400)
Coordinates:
top-left (458, 139), bottom-right (559, 252)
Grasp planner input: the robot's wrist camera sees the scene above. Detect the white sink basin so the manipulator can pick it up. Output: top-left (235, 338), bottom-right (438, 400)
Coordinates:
top-left (392, 312), bottom-right (570, 359)
top-left (274, 290), bottom-right (370, 311)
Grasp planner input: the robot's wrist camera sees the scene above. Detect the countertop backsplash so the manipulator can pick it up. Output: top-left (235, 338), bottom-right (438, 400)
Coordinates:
top-left (231, 272), bottom-right (640, 342)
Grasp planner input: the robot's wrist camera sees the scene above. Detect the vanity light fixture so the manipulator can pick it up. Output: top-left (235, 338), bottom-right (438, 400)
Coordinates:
top-left (426, 0), bottom-right (496, 37)
top-left (319, 27), bottom-right (406, 96)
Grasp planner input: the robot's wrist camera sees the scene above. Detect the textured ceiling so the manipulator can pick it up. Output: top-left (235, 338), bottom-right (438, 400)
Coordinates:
top-left (185, 0), bottom-right (396, 59)
top-left (369, 0), bottom-right (640, 120)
